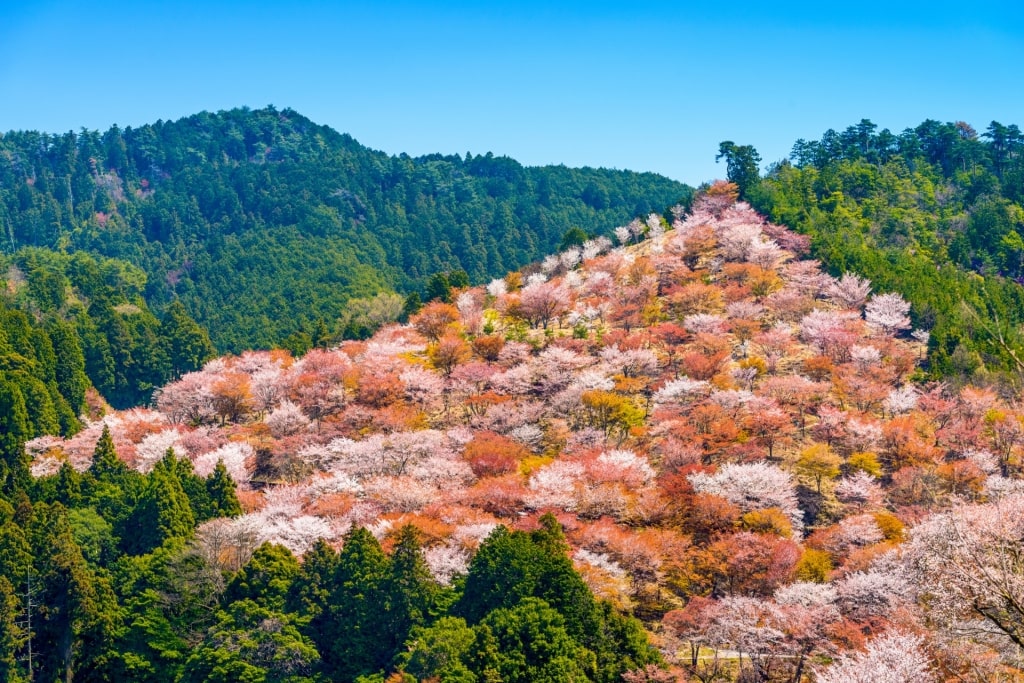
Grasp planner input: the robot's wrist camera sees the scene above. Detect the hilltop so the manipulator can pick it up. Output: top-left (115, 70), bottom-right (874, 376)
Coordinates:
top-left (0, 106), bottom-right (691, 352)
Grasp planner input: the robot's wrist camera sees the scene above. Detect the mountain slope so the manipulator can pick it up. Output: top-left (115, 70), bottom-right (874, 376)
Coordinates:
top-left (21, 183), bottom-right (1023, 680)
top-left (0, 107), bottom-right (691, 351)
top-left (744, 118), bottom-right (1024, 383)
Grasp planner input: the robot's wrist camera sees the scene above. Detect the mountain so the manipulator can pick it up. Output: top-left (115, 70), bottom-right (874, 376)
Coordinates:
top-left (0, 106), bottom-right (692, 352)
top-left (13, 184), bottom-right (1021, 681)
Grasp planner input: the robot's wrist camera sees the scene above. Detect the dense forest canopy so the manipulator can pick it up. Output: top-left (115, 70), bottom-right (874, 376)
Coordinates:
top-left (0, 106), bottom-right (691, 352)
top-left (721, 118), bottom-right (1024, 384)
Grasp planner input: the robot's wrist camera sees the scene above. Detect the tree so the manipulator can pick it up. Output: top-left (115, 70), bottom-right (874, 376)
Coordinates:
top-left (321, 526), bottom-right (391, 680)
top-left (716, 141), bottom-right (762, 197)
top-left (815, 631), bottom-right (935, 683)
top-left (688, 462), bottom-right (804, 532)
top-left (398, 616), bottom-right (478, 682)
top-left (160, 300), bottom-right (216, 379)
top-left (179, 600), bottom-right (319, 683)
top-left (121, 450), bottom-right (196, 555)
top-left (205, 461), bottom-right (242, 518)
top-left (47, 320), bottom-right (89, 417)
top-left (224, 543), bottom-right (299, 611)
top-left (517, 280), bottom-right (572, 329)
top-left (795, 443), bottom-right (842, 494)
top-left (906, 494), bottom-right (1024, 653)
top-left (429, 332), bottom-right (471, 376)
top-left (286, 539), bottom-right (338, 626)
top-left (384, 525), bottom-right (440, 662)
top-left (29, 503), bottom-right (119, 683)
top-left (865, 292), bottom-right (912, 335)
top-left (0, 577), bottom-right (26, 683)
top-left (559, 227), bottom-right (590, 252)
top-left (0, 376), bottom-right (30, 493)
top-left (426, 272), bottom-right (453, 303)
top-left (412, 301), bottom-right (460, 342)
top-left (476, 597), bottom-right (597, 683)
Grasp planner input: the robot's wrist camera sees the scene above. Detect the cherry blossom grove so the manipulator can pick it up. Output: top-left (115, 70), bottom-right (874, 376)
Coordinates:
top-left (29, 182), bottom-right (1024, 680)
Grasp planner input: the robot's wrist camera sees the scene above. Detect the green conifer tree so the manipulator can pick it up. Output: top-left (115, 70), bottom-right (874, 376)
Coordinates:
top-left (204, 461), bottom-right (242, 519)
top-left (121, 451), bottom-right (195, 555)
top-left (322, 526), bottom-right (391, 680)
top-left (0, 377), bottom-right (31, 493)
top-left (87, 425), bottom-right (126, 483)
top-left (30, 503), bottom-right (119, 682)
top-left (224, 543), bottom-right (299, 611)
top-left (159, 300), bottom-right (215, 378)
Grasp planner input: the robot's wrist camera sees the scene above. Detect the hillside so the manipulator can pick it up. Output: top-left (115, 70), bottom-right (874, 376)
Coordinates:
top-left (0, 107), bottom-right (691, 351)
top-left (741, 118), bottom-right (1024, 384)
top-left (14, 183), bottom-right (1023, 681)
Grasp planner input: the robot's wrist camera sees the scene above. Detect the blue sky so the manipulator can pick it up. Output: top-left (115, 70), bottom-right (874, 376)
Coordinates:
top-left (2, 1), bottom-right (1022, 184)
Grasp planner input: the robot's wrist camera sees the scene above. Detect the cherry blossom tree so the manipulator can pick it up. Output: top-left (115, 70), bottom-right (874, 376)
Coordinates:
top-left (517, 279), bottom-right (572, 329)
top-left (689, 462), bottom-right (804, 532)
top-left (828, 272), bottom-right (872, 309)
top-left (816, 631), bottom-right (935, 683)
top-left (193, 442), bottom-right (254, 485)
top-left (865, 292), bottom-right (912, 335)
top-left (906, 494), bottom-right (1024, 653)
top-left (265, 400), bottom-right (311, 437)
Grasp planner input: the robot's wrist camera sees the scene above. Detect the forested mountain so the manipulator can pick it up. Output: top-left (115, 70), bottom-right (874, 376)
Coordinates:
top-left (729, 118), bottom-right (1024, 384)
top-left (0, 106), bottom-right (691, 351)
top-left (3, 185), bottom-right (1020, 681)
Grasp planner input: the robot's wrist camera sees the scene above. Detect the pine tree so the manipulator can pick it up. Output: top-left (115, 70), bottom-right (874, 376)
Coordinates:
top-left (47, 320), bottom-right (89, 414)
top-left (87, 425), bottom-right (126, 484)
top-left (54, 462), bottom-right (82, 508)
top-left (322, 527), bottom-right (391, 680)
top-left (286, 539), bottom-right (337, 626)
top-left (159, 300), bottom-right (215, 379)
top-left (0, 576), bottom-right (26, 682)
top-left (30, 503), bottom-right (118, 682)
top-left (121, 451), bottom-right (195, 555)
top-left (0, 377), bottom-right (31, 493)
top-left (224, 543), bottom-right (299, 611)
top-left (383, 525), bottom-right (438, 663)
top-left (204, 461), bottom-right (242, 519)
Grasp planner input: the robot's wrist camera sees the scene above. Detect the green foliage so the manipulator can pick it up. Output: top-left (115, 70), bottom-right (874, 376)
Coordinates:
top-left (559, 226), bottom-right (590, 252)
top-left (456, 515), bottom-right (658, 683)
top-left (225, 543), bottom-right (300, 612)
top-left (1, 249), bottom-right (208, 408)
top-left (205, 460), bottom-right (242, 518)
top-left (160, 299), bottom-right (215, 378)
top-left (0, 375), bottom-right (30, 493)
top-left (88, 424), bottom-right (127, 484)
top-left (320, 526), bottom-right (392, 680)
top-left (477, 597), bottom-right (597, 683)
top-left (0, 107), bottom-right (691, 353)
top-left (120, 450), bottom-right (196, 555)
top-left (28, 502), bottom-right (119, 682)
top-left (398, 616), bottom-right (479, 682)
top-left (180, 599), bottom-right (319, 683)
top-left (749, 117), bottom-right (1024, 384)
top-left (716, 141), bottom-right (762, 198)
top-left (0, 576), bottom-right (26, 682)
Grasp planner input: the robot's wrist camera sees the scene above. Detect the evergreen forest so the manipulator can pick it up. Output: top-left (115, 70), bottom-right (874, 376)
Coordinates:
top-left (0, 106), bottom-right (690, 353)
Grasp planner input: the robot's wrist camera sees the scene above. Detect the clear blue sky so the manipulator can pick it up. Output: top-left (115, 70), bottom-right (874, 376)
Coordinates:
top-left (2, 1), bottom-right (1022, 185)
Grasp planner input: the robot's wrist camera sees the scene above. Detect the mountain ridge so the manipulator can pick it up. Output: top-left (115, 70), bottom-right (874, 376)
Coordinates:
top-left (0, 106), bottom-right (692, 352)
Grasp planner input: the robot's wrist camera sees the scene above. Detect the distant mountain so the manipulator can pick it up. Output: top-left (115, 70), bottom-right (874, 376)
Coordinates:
top-left (0, 106), bottom-right (691, 352)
